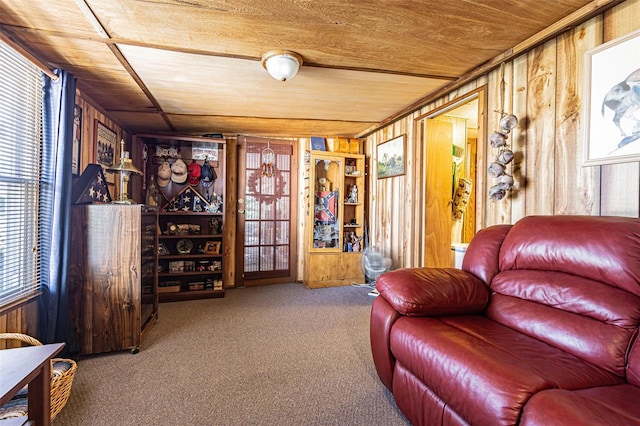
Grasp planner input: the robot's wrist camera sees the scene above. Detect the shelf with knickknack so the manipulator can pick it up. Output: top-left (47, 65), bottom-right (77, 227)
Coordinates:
top-left (134, 134), bottom-right (226, 302)
top-left (304, 147), bottom-right (366, 288)
top-left (156, 211), bottom-right (224, 301)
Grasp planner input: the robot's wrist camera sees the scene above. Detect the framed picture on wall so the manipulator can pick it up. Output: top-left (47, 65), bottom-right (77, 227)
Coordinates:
top-left (95, 120), bottom-right (117, 184)
top-left (72, 105), bottom-right (82, 176)
top-left (583, 29), bottom-right (640, 166)
top-left (377, 135), bottom-right (406, 179)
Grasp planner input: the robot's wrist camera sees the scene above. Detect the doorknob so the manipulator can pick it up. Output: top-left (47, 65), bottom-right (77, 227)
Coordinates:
top-left (238, 209), bottom-right (245, 214)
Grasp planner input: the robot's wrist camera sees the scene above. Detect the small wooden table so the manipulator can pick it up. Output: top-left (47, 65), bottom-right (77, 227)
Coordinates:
top-left (0, 343), bottom-right (64, 425)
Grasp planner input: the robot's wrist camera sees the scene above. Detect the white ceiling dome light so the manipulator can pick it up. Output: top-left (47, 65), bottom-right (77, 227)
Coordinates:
top-left (261, 50), bottom-right (303, 82)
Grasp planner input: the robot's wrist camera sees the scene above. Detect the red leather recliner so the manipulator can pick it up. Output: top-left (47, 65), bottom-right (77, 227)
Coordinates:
top-left (370, 215), bottom-right (640, 425)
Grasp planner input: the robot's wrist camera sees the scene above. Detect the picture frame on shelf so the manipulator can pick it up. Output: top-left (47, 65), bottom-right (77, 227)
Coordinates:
top-left (72, 105), bottom-right (82, 176)
top-left (158, 243), bottom-right (170, 256)
top-left (204, 240), bottom-right (221, 255)
top-left (377, 134), bottom-right (406, 179)
top-left (583, 29), bottom-right (640, 166)
top-left (310, 136), bottom-right (326, 151)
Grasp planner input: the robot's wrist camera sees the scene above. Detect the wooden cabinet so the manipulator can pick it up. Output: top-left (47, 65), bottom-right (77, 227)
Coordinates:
top-left (304, 151), bottom-right (365, 288)
top-left (68, 204), bottom-right (158, 355)
top-left (135, 134), bottom-right (226, 302)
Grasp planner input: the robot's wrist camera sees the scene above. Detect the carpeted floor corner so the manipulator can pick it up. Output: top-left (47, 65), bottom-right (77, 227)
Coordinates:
top-left (53, 283), bottom-right (409, 425)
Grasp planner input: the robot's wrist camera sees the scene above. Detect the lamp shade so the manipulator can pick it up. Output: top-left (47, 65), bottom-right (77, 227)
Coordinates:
top-left (261, 50), bottom-right (303, 81)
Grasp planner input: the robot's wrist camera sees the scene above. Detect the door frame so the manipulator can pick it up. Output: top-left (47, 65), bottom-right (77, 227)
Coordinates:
top-left (234, 135), bottom-right (298, 287)
top-left (415, 87), bottom-right (486, 266)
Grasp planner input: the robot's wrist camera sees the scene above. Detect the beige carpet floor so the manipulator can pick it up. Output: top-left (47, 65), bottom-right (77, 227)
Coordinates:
top-left (53, 283), bottom-right (409, 425)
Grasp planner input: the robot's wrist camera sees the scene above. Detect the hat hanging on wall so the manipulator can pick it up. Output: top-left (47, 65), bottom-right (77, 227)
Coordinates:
top-left (171, 159), bottom-right (188, 184)
top-left (187, 161), bottom-right (201, 185)
top-left (157, 161), bottom-right (171, 188)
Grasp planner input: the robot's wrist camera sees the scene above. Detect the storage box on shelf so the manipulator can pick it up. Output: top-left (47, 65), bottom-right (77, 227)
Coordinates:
top-left (304, 150), bottom-right (365, 288)
top-left (135, 134), bottom-right (226, 302)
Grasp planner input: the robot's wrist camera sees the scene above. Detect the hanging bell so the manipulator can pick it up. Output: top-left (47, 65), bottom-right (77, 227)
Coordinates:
top-left (487, 161), bottom-right (506, 178)
top-left (497, 149), bottom-right (514, 164)
top-left (489, 184), bottom-right (506, 201)
top-left (497, 174), bottom-right (514, 190)
top-left (499, 114), bottom-right (519, 132)
top-left (489, 131), bottom-right (508, 148)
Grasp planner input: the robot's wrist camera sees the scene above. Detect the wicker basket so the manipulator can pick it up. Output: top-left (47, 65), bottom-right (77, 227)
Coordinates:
top-left (0, 333), bottom-right (77, 421)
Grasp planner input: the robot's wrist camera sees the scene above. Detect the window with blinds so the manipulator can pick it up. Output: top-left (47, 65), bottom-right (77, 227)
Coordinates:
top-left (0, 40), bottom-right (44, 307)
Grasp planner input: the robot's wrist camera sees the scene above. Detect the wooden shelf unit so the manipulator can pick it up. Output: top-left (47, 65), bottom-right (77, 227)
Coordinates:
top-left (135, 134), bottom-right (227, 302)
top-left (304, 151), bottom-right (366, 288)
top-left (156, 211), bottom-right (225, 302)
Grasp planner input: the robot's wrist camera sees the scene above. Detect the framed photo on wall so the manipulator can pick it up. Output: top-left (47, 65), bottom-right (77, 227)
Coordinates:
top-left (95, 120), bottom-right (117, 184)
top-left (95, 120), bottom-right (116, 167)
top-left (377, 134), bottom-right (406, 179)
top-left (583, 29), bottom-right (640, 166)
top-left (72, 105), bottom-right (82, 176)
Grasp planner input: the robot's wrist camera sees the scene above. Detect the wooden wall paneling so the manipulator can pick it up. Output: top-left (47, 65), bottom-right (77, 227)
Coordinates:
top-left (600, 0), bottom-right (640, 217)
top-left (361, 4), bottom-right (640, 271)
top-left (525, 39), bottom-right (558, 216)
top-left (511, 54), bottom-right (529, 221)
top-left (75, 91), bottom-right (130, 200)
top-left (0, 300), bottom-right (39, 348)
top-left (555, 20), bottom-right (602, 215)
top-left (410, 117), bottom-right (426, 266)
top-left (297, 138), bottom-right (311, 282)
top-left (472, 83), bottom-right (488, 232)
top-left (225, 136), bottom-right (237, 287)
top-left (372, 126), bottom-right (407, 270)
top-left (499, 61), bottom-right (515, 224)
top-left (485, 67), bottom-right (504, 226)
top-left (397, 116), bottom-right (415, 268)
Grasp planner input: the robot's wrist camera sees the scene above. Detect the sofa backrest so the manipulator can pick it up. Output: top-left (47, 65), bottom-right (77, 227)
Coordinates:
top-left (466, 215), bottom-right (640, 378)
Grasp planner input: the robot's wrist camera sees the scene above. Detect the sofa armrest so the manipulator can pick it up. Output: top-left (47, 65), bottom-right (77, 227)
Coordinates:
top-left (376, 268), bottom-right (489, 316)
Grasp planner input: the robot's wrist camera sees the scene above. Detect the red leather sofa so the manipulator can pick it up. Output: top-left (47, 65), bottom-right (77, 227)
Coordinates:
top-left (370, 215), bottom-right (640, 425)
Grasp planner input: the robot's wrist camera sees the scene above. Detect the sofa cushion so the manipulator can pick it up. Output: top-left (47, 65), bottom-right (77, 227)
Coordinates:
top-left (520, 385), bottom-right (640, 425)
top-left (499, 215), bottom-right (640, 297)
top-left (376, 268), bottom-right (489, 316)
top-left (390, 315), bottom-right (623, 426)
top-left (487, 293), bottom-right (637, 377)
top-left (486, 215), bottom-right (640, 377)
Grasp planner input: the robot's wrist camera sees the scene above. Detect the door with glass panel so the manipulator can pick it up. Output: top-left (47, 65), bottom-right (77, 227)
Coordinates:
top-left (236, 136), bottom-right (297, 286)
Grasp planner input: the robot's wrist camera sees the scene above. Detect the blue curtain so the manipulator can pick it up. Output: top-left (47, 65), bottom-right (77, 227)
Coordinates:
top-left (40, 69), bottom-right (77, 352)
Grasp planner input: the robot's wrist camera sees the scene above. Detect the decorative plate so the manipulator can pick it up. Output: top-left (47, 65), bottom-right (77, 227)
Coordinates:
top-left (176, 239), bottom-right (193, 254)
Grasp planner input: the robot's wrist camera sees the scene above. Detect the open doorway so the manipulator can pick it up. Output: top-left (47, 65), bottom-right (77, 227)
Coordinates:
top-left (417, 90), bottom-right (483, 267)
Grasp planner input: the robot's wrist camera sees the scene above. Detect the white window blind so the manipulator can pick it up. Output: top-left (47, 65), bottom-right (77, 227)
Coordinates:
top-left (0, 40), bottom-right (43, 307)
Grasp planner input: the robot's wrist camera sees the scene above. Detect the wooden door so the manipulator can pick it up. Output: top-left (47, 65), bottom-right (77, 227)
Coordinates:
top-left (423, 119), bottom-right (454, 267)
top-left (235, 136), bottom-right (298, 286)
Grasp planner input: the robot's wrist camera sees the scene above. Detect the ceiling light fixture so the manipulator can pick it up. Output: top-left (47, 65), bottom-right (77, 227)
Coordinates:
top-left (261, 50), bottom-right (303, 82)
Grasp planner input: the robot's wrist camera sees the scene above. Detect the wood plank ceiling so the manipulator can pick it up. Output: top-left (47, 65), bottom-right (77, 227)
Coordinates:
top-left (0, 0), bottom-right (612, 137)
